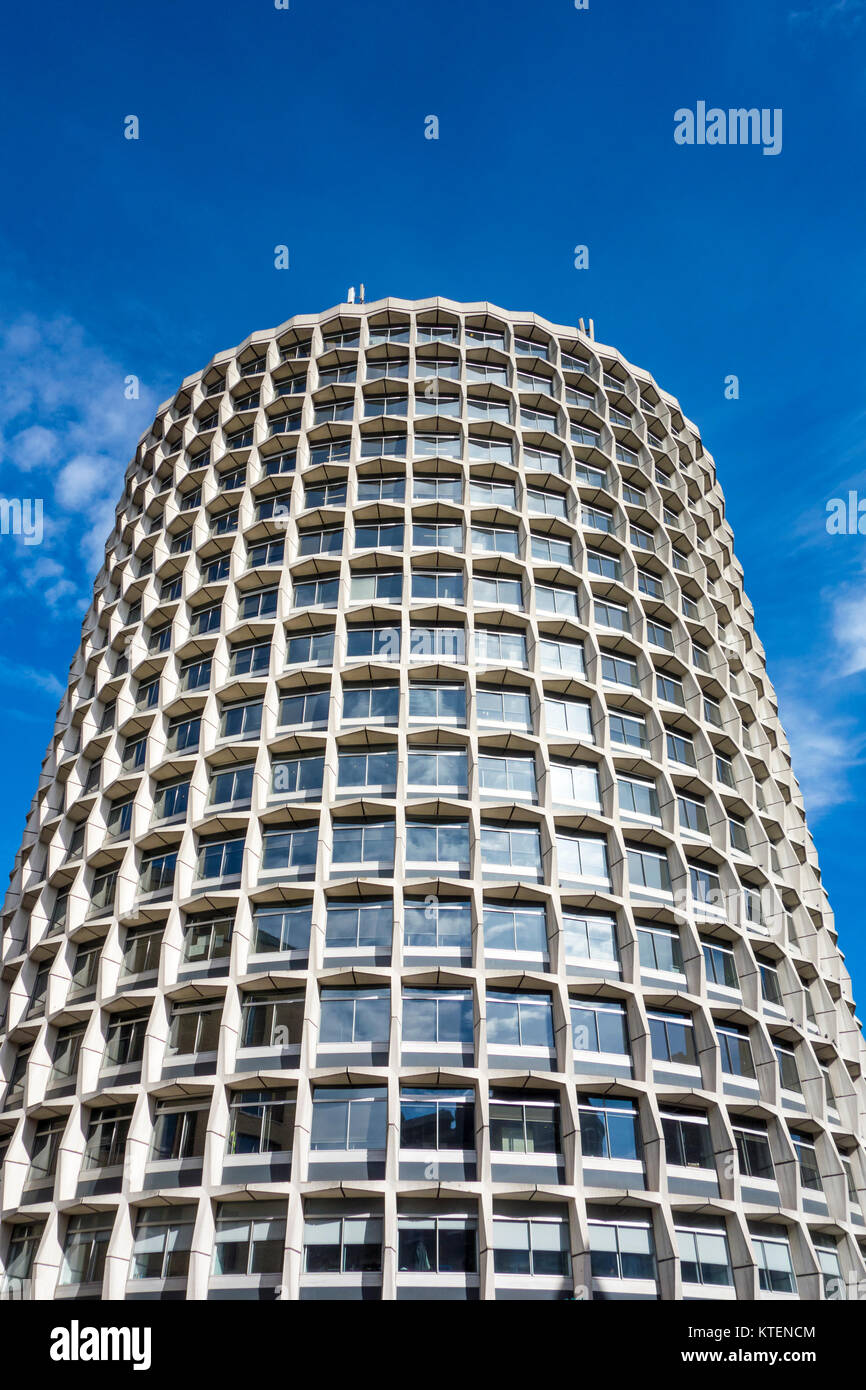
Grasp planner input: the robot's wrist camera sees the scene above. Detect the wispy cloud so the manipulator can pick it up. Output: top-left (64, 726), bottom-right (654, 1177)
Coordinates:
top-left (0, 313), bottom-right (157, 615)
top-left (778, 696), bottom-right (865, 819)
top-left (789, 0), bottom-right (866, 29)
top-left (829, 580), bottom-right (866, 674)
top-left (0, 657), bottom-right (64, 701)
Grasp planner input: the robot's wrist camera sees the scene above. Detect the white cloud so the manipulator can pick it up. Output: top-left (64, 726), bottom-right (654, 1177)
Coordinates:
top-left (0, 658), bottom-right (64, 701)
top-left (0, 311), bottom-right (157, 616)
top-left (80, 498), bottom-right (120, 574)
top-left (829, 582), bottom-right (866, 675)
top-left (7, 424), bottom-right (57, 471)
top-left (56, 453), bottom-right (116, 510)
top-left (778, 698), bottom-right (863, 819)
top-left (789, 0), bottom-right (866, 27)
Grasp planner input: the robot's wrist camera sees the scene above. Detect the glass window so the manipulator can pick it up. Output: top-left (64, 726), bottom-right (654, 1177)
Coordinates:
top-left (759, 960), bottom-right (783, 1006)
top-left (131, 1205), bottom-right (195, 1280)
top-left (648, 1011), bottom-right (696, 1066)
top-left (678, 794), bottom-right (708, 833)
top-left (477, 687), bottom-right (531, 729)
top-left (479, 753), bottom-right (537, 799)
top-left (471, 525), bottom-right (518, 556)
top-left (791, 1132), bottom-right (822, 1191)
top-left (150, 1100), bottom-right (209, 1161)
top-left (473, 575), bottom-right (523, 607)
top-left (537, 585), bottom-right (578, 616)
top-left (717, 1025), bottom-right (755, 1078)
top-left (310, 1087), bottom-right (387, 1150)
top-left (261, 825), bottom-right (319, 871)
top-left (230, 642), bottom-right (270, 677)
top-left (470, 478), bottom-right (515, 506)
top-left (104, 1010), bottom-right (149, 1068)
top-left (167, 1002), bottom-right (222, 1056)
top-left (83, 1106), bottom-right (132, 1169)
top-left (303, 1215), bottom-right (383, 1274)
top-left (538, 637), bottom-right (584, 675)
top-left (354, 522), bottom-right (404, 550)
top-left (409, 683), bottom-right (465, 724)
top-left (325, 899), bottom-right (392, 949)
top-left (480, 823), bottom-right (542, 876)
top-left (597, 705), bottom-right (638, 750)
top-left (562, 913), bottom-right (618, 964)
top-left (220, 701), bottom-right (261, 738)
top-left (595, 599), bottom-right (629, 632)
top-left (331, 819), bottom-right (395, 867)
top-left (49, 1025), bottom-right (84, 1088)
top-left (227, 1090), bottom-right (295, 1156)
top-left (637, 924), bottom-right (683, 974)
top-left (412, 570), bottom-right (463, 602)
top-left (347, 625), bottom-right (401, 660)
top-left (240, 991), bottom-right (304, 1048)
top-left (579, 1096), bottom-right (640, 1161)
top-left (667, 730), bottom-right (697, 767)
top-left (28, 1117), bottom-right (66, 1182)
top-left (286, 629), bottom-right (335, 665)
top-left (588, 1219), bottom-right (655, 1282)
top-left (677, 1226), bottom-right (733, 1287)
top-left (293, 576), bottom-right (338, 607)
top-left (153, 777), bottom-right (190, 821)
top-left (734, 1124), bottom-right (774, 1181)
top-left (408, 748), bottom-right (468, 792)
top-left (403, 989), bottom-right (473, 1044)
top-left (815, 1245), bottom-right (843, 1299)
top-left (338, 749), bottom-right (398, 791)
top-left (690, 863), bottom-right (722, 908)
top-left (342, 684), bottom-right (399, 723)
top-left (196, 834), bottom-right (244, 881)
top-left (271, 755), bottom-right (325, 797)
top-left (490, 1090), bottom-right (560, 1154)
top-left (5, 1043), bottom-right (32, 1105)
top-left (618, 777), bottom-right (660, 819)
top-left (400, 1088), bottom-right (475, 1150)
top-left (4, 1224), bottom-right (44, 1284)
top-left (487, 991), bottom-right (554, 1048)
top-left (320, 989), bottom-right (391, 1044)
top-left (627, 847), bottom-right (671, 893)
top-left (412, 475), bottom-right (461, 502)
top-left (571, 1000), bottom-right (628, 1055)
top-left (59, 1213), bottom-right (113, 1286)
top-left (252, 904), bottom-right (313, 954)
top-left (493, 1217), bottom-right (569, 1276)
top-left (557, 833), bottom-right (610, 884)
top-left (213, 1202), bottom-right (286, 1277)
top-left (403, 896), bottom-right (472, 951)
top-left (661, 1109), bottom-right (714, 1169)
top-left (775, 1043), bottom-right (801, 1093)
top-left (551, 762), bottom-right (600, 807)
top-left (209, 764), bottom-right (254, 808)
top-left (752, 1232), bottom-right (796, 1294)
top-left (397, 1215), bottom-right (477, 1274)
top-left (139, 849), bottom-right (177, 894)
top-left (601, 653), bottom-right (639, 687)
top-left (409, 624), bottom-right (465, 660)
top-left (180, 656), bottom-right (212, 691)
top-left (483, 902), bottom-right (547, 955)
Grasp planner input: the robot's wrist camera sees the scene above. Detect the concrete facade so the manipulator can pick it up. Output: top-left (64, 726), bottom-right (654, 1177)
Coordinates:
top-left (0, 298), bottom-right (863, 1301)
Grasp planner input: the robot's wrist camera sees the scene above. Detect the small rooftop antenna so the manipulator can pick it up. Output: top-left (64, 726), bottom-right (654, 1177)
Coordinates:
top-left (346, 286), bottom-right (356, 304)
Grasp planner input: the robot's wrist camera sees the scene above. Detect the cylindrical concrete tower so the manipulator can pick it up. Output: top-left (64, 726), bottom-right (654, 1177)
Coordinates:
top-left (0, 298), bottom-right (862, 1302)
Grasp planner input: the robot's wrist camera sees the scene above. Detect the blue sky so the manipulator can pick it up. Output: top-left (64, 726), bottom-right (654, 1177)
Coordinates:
top-left (0, 0), bottom-right (865, 989)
